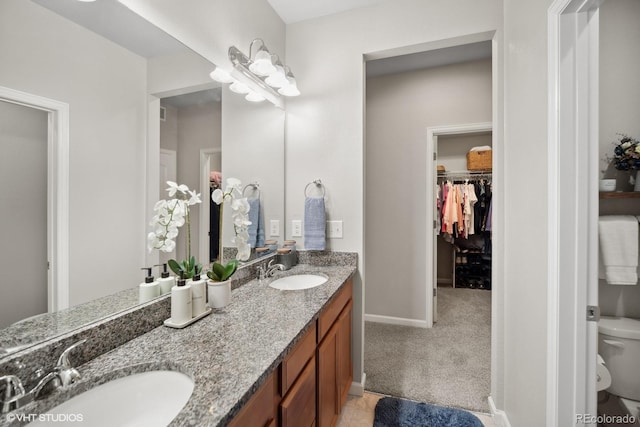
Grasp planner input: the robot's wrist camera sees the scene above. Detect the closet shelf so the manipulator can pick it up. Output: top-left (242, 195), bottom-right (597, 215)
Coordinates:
top-left (599, 192), bottom-right (640, 199)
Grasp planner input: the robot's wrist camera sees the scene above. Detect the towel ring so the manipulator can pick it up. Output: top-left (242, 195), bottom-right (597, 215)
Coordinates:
top-left (243, 182), bottom-right (260, 198)
top-left (304, 179), bottom-right (325, 198)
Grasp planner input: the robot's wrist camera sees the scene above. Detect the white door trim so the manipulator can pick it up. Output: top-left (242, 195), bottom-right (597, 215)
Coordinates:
top-left (547, 1), bottom-right (600, 425)
top-left (0, 86), bottom-right (70, 312)
top-left (426, 121), bottom-right (493, 329)
top-left (199, 148), bottom-right (222, 264)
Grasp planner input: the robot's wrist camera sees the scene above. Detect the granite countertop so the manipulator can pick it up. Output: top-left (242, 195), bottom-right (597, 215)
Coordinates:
top-left (13, 261), bottom-right (356, 426)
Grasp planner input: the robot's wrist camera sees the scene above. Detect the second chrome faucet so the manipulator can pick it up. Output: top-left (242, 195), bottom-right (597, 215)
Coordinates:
top-left (0, 338), bottom-right (86, 414)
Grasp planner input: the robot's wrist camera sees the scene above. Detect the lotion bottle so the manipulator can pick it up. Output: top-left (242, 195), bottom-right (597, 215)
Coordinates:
top-left (156, 263), bottom-right (175, 295)
top-left (188, 272), bottom-right (207, 318)
top-left (139, 267), bottom-right (160, 304)
top-left (170, 273), bottom-right (192, 324)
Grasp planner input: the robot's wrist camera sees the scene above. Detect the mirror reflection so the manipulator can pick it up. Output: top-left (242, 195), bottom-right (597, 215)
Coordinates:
top-left (0, 0), bottom-right (284, 357)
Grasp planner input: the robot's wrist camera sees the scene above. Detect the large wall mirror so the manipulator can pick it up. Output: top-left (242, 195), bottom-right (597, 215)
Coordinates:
top-left (0, 0), bottom-right (284, 357)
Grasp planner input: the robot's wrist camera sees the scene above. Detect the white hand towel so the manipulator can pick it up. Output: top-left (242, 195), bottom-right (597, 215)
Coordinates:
top-left (598, 215), bottom-right (639, 285)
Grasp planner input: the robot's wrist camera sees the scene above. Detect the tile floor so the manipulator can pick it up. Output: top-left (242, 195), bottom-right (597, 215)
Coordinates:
top-left (336, 392), bottom-right (495, 427)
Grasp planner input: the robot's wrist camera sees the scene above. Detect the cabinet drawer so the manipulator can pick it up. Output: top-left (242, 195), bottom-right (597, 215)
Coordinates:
top-left (318, 280), bottom-right (352, 341)
top-left (228, 370), bottom-right (279, 427)
top-left (282, 322), bottom-right (317, 395)
top-left (281, 356), bottom-right (316, 427)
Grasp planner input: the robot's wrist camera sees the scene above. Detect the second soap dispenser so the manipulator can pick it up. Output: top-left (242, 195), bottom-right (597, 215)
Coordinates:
top-left (156, 263), bottom-right (175, 295)
top-left (139, 267), bottom-right (160, 303)
top-left (169, 272), bottom-right (192, 325)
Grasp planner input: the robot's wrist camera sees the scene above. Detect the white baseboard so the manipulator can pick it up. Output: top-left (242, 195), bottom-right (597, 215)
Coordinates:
top-left (488, 396), bottom-right (511, 427)
top-left (365, 314), bottom-right (428, 328)
top-left (349, 372), bottom-right (366, 396)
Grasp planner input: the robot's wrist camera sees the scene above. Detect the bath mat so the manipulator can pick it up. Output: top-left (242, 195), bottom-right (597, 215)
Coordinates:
top-left (373, 396), bottom-right (483, 427)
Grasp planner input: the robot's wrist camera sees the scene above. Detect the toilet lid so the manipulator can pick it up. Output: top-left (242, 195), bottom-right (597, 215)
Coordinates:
top-left (599, 316), bottom-right (640, 340)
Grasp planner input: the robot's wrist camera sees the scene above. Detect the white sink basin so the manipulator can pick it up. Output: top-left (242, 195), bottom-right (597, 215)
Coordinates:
top-left (28, 370), bottom-right (194, 427)
top-left (269, 274), bottom-right (328, 290)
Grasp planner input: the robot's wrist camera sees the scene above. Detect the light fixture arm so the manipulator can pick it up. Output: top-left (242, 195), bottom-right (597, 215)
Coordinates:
top-left (249, 38), bottom-right (267, 60)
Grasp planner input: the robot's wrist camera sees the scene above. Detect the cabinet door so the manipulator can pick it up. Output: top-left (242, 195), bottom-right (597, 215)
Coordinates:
top-left (228, 370), bottom-right (279, 427)
top-left (337, 300), bottom-right (353, 408)
top-left (317, 323), bottom-right (338, 427)
top-left (281, 356), bottom-right (316, 427)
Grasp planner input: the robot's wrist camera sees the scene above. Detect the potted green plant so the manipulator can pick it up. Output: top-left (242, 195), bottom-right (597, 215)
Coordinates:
top-left (206, 259), bottom-right (239, 308)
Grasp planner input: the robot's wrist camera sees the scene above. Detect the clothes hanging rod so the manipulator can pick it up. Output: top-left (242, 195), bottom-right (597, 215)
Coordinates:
top-left (438, 170), bottom-right (492, 177)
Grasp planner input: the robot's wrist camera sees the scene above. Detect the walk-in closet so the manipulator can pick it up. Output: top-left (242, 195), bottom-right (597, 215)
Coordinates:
top-left (436, 133), bottom-right (492, 293)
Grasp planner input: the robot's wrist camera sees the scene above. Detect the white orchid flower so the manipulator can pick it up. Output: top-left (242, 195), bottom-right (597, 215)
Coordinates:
top-left (187, 190), bottom-right (201, 206)
top-left (211, 188), bottom-right (224, 205)
top-left (166, 181), bottom-right (188, 197)
top-left (225, 177), bottom-right (242, 194)
top-left (231, 197), bottom-right (250, 214)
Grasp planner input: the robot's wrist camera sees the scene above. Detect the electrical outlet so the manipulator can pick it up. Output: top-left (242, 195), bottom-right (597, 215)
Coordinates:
top-left (327, 220), bottom-right (343, 238)
top-left (270, 220), bottom-right (280, 237)
top-left (292, 220), bottom-right (302, 237)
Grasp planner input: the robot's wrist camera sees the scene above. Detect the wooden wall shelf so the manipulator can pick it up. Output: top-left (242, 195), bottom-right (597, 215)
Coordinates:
top-left (599, 192), bottom-right (640, 199)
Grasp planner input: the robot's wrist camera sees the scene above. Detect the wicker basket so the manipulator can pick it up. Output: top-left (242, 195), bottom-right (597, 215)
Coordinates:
top-left (466, 150), bottom-right (492, 171)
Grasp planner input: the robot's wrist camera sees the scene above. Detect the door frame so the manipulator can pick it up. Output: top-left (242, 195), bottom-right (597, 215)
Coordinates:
top-left (0, 86), bottom-right (70, 313)
top-left (547, 0), bottom-right (600, 425)
top-left (425, 122), bottom-right (493, 329)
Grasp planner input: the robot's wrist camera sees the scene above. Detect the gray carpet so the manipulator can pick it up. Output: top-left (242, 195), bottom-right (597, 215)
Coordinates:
top-left (365, 287), bottom-right (491, 413)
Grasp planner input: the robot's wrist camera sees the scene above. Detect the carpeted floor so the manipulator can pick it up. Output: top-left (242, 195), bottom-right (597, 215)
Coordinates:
top-left (365, 287), bottom-right (491, 413)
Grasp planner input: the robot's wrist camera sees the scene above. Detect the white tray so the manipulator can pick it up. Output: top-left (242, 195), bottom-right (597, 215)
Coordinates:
top-left (163, 307), bottom-right (212, 329)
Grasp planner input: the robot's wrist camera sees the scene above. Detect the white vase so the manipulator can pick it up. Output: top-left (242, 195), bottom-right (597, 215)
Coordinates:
top-left (635, 171), bottom-right (640, 192)
top-left (207, 280), bottom-right (231, 308)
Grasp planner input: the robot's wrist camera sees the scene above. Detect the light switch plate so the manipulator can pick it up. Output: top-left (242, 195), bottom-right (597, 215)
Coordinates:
top-left (292, 220), bottom-right (302, 237)
top-left (270, 220), bottom-right (280, 237)
top-left (327, 220), bottom-right (343, 238)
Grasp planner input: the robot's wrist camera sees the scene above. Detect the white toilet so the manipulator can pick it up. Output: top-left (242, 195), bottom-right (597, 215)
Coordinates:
top-left (598, 316), bottom-right (640, 418)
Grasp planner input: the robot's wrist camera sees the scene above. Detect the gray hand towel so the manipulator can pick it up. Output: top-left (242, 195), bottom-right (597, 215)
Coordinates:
top-left (247, 197), bottom-right (265, 248)
top-left (304, 197), bottom-right (326, 250)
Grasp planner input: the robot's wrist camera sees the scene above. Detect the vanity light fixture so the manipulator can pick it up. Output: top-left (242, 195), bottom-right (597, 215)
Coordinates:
top-left (209, 38), bottom-right (300, 107)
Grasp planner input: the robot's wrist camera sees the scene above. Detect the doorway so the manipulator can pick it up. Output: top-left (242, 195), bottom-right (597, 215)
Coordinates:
top-left (0, 86), bottom-right (69, 321)
top-left (363, 42), bottom-right (495, 413)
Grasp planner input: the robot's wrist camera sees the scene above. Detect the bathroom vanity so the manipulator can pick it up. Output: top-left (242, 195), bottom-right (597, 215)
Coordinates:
top-left (0, 253), bottom-right (357, 427)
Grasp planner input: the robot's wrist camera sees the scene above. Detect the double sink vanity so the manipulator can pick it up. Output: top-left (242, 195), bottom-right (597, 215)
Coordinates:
top-left (0, 252), bottom-right (356, 426)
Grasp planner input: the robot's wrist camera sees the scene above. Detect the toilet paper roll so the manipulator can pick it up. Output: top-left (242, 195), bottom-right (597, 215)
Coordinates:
top-left (597, 362), bottom-right (612, 392)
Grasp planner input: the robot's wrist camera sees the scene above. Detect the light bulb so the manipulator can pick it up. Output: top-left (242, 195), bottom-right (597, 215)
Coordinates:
top-left (265, 64), bottom-right (288, 88)
top-left (245, 92), bottom-right (266, 102)
top-left (249, 49), bottom-right (276, 76)
top-left (209, 67), bottom-right (233, 83)
top-left (278, 75), bottom-right (300, 97)
top-left (229, 81), bottom-right (250, 94)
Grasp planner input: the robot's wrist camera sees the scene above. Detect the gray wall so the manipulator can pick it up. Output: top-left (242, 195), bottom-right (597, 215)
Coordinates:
top-left (365, 59), bottom-right (492, 321)
top-left (0, 101), bottom-right (48, 328)
top-left (598, 0), bottom-right (640, 319)
top-left (0, 0), bottom-right (147, 307)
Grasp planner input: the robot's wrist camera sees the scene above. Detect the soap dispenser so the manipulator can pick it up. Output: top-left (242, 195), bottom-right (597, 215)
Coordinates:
top-left (170, 272), bottom-right (192, 325)
top-left (139, 267), bottom-right (160, 303)
top-left (155, 263), bottom-right (175, 295)
top-left (188, 271), bottom-right (207, 318)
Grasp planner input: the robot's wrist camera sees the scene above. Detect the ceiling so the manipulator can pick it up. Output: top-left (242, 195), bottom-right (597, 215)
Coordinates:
top-left (267, 0), bottom-right (386, 24)
top-left (366, 41), bottom-right (492, 78)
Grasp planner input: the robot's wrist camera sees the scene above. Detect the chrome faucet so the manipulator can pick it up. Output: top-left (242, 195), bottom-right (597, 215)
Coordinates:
top-left (257, 259), bottom-right (286, 280)
top-left (0, 339), bottom-right (86, 414)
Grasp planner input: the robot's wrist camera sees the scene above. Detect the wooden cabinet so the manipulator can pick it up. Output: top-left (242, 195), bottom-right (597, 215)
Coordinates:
top-left (280, 356), bottom-right (316, 427)
top-left (228, 279), bottom-right (353, 427)
top-left (317, 281), bottom-right (353, 427)
top-left (228, 369), bottom-right (279, 427)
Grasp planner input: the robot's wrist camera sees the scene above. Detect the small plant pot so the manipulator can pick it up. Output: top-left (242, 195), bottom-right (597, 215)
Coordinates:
top-left (599, 179), bottom-right (616, 192)
top-left (207, 280), bottom-right (231, 308)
